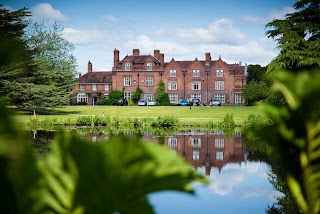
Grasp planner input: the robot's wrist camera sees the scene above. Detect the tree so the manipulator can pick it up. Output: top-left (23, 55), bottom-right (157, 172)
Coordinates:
top-left (266, 0), bottom-right (320, 72)
top-left (3, 22), bottom-right (78, 109)
top-left (247, 64), bottom-right (267, 83)
top-left (242, 81), bottom-right (270, 105)
top-left (154, 81), bottom-right (170, 106)
top-left (131, 86), bottom-right (143, 103)
top-left (0, 5), bottom-right (31, 101)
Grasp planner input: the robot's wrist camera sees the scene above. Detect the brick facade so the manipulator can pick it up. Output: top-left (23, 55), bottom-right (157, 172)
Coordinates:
top-left (74, 48), bottom-right (247, 105)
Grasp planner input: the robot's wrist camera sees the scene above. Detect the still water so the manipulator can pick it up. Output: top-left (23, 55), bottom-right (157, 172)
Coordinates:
top-left (30, 129), bottom-right (282, 214)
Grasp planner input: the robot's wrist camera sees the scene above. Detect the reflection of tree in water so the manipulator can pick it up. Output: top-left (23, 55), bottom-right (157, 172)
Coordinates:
top-left (29, 130), bottom-right (55, 156)
top-left (242, 131), bottom-right (301, 213)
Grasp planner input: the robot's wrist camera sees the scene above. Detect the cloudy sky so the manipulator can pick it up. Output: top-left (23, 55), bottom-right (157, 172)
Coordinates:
top-left (4, 0), bottom-right (297, 73)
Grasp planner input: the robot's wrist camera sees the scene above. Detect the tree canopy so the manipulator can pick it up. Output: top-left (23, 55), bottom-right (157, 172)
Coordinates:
top-left (266, 0), bottom-right (320, 72)
top-left (0, 5), bottom-right (77, 109)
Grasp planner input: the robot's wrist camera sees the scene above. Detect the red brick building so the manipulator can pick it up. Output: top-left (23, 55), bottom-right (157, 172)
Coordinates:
top-left (75, 48), bottom-right (247, 105)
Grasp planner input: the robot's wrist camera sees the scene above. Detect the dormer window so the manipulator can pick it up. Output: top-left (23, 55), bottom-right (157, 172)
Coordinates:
top-left (193, 69), bottom-right (200, 77)
top-left (170, 70), bottom-right (176, 77)
top-left (216, 69), bottom-right (223, 77)
top-left (147, 63), bottom-right (152, 71)
top-left (125, 63), bottom-right (130, 71)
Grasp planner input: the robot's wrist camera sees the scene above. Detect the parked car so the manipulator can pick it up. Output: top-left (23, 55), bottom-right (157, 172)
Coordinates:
top-left (211, 99), bottom-right (222, 106)
top-left (138, 100), bottom-right (147, 106)
top-left (179, 99), bottom-right (189, 106)
top-left (117, 98), bottom-right (128, 106)
top-left (147, 100), bottom-right (157, 106)
top-left (192, 99), bottom-right (201, 106)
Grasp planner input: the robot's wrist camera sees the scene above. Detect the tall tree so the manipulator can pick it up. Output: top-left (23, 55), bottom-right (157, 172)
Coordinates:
top-left (247, 64), bottom-right (267, 83)
top-left (266, 0), bottom-right (320, 72)
top-left (3, 22), bottom-right (77, 109)
top-left (0, 5), bottom-right (31, 100)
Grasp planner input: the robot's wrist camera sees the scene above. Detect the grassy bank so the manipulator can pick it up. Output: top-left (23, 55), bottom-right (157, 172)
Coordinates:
top-left (14, 105), bottom-right (263, 128)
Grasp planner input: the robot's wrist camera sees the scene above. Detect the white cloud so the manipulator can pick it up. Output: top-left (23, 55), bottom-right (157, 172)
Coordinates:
top-left (125, 35), bottom-right (190, 56)
top-left (174, 19), bottom-right (246, 45)
top-left (62, 28), bottom-right (104, 45)
top-left (241, 7), bottom-right (296, 24)
top-left (101, 15), bottom-right (117, 22)
top-left (30, 3), bottom-right (67, 24)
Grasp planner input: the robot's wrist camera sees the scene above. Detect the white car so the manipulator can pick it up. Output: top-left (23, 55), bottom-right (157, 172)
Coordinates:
top-left (147, 100), bottom-right (157, 106)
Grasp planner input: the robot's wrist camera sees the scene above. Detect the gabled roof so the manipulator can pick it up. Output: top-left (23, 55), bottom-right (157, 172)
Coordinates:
top-left (175, 61), bottom-right (194, 70)
top-left (119, 55), bottom-right (160, 64)
top-left (227, 64), bottom-right (245, 75)
top-left (199, 60), bottom-right (217, 69)
top-left (79, 72), bottom-right (112, 83)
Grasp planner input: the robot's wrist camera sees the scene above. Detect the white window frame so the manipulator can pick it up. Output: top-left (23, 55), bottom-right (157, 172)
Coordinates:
top-left (77, 93), bottom-right (88, 103)
top-left (192, 81), bottom-right (201, 90)
top-left (125, 63), bottom-right (130, 71)
top-left (191, 138), bottom-right (201, 148)
top-left (216, 152), bottom-right (223, 160)
top-left (214, 94), bottom-right (225, 103)
top-left (92, 84), bottom-right (97, 91)
top-left (193, 151), bottom-right (200, 160)
top-left (168, 137), bottom-right (177, 148)
top-left (235, 93), bottom-right (241, 103)
top-left (215, 81), bottom-right (224, 90)
top-left (170, 70), bottom-right (176, 77)
top-left (193, 69), bottom-right (200, 77)
top-left (168, 81), bottom-right (177, 90)
top-left (124, 92), bottom-right (132, 100)
top-left (169, 94), bottom-right (179, 103)
top-left (191, 94), bottom-right (201, 100)
top-left (146, 63), bottom-right (152, 71)
top-left (144, 93), bottom-right (154, 101)
top-left (124, 77), bottom-right (131, 86)
top-left (216, 69), bottom-right (223, 77)
top-left (79, 84), bottom-right (85, 91)
top-left (104, 84), bottom-right (110, 91)
top-left (145, 77), bottom-right (153, 86)
top-left (215, 138), bottom-right (224, 148)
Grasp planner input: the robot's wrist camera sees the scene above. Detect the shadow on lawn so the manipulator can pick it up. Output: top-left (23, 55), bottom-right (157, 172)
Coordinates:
top-left (16, 108), bottom-right (80, 115)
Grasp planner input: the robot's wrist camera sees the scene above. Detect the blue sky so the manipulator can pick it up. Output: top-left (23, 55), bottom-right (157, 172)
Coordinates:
top-left (4, 0), bottom-right (297, 73)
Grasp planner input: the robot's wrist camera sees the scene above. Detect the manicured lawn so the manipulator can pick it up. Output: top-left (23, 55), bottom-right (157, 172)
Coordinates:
top-left (14, 105), bottom-right (263, 126)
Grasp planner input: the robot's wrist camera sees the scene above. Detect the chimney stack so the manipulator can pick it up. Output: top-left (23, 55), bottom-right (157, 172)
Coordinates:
top-left (159, 53), bottom-right (164, 67)
top-left (133, 49), bottom-right (140, 56)
top-left (114, 48), bottom-right (119, 68)
top-left (88, 61), bottom-right (92, 72)
top-left (205, 52), bottom-right (211, 61)
top-left (154, 50), bottom-right (160, 61)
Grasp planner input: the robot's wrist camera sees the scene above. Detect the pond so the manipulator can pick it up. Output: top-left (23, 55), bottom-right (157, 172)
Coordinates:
top-left (30, 129), bottom-right (284, 214)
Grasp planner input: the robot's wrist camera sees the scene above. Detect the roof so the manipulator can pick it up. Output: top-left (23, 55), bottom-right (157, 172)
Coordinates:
top-left (119, 55), bottom-right (160, 64)
top-left (79, 71), bottom-right (112, 83)
top-left (227, 64), bottom-right (245, 75)
top-left (175, 61), bottom-right (194, 69)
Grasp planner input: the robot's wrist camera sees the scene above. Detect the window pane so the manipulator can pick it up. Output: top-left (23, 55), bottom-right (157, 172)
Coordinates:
top-left (170, 70), bottom-right (176, 77)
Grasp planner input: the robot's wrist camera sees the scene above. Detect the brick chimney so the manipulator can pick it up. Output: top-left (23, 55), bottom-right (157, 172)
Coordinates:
top-left (205, 52), bottom-right (211, 61)
top-left (133, 49), bottom-right (140, 56)
top-left (114, 48), bottom-right (119, 67)
top-left (88, 61), bottom-right (92, 72)
top-left (154, 50), bottom-right (160, 61)
top-left (159, 53), bottom-right (164, 67)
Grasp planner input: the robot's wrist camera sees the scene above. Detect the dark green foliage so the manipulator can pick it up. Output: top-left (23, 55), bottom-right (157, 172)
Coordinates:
top-left (0, 102), bottom-right (208, 214)
top-left (207, 114), bottom-right (236, 133)
top-left (242, 81), bottom-right (270, 105)
top-left (266, 0), bottom-right (320, 72)
top-left (151, 116), bottom-right (178, 128)
top-left (99, 90), bottom-right (123, 105)
top-left (247, 64), bottom-right (267, 83)
top-left (252, 70), bottom-right (320, 213)
top-left (155, 81), bottom-right (170, 106)
top-left (131, 86), bottom-right (143, 103)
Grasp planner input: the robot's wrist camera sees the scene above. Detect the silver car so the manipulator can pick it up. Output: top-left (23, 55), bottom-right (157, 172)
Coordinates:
top-left (211, 99), bottom-right (221, 106)
top-left (147, 100), bottom-right (157, 106)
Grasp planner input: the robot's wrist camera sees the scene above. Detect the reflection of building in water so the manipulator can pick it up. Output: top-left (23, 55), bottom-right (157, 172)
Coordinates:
top-left (76, 129), bottom-right (245, 175)
top-left (165, 130), bottom-right (245, 175)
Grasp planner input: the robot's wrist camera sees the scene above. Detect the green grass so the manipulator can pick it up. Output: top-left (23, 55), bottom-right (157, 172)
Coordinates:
top-left (14, 105), bottom-right (263, 128)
